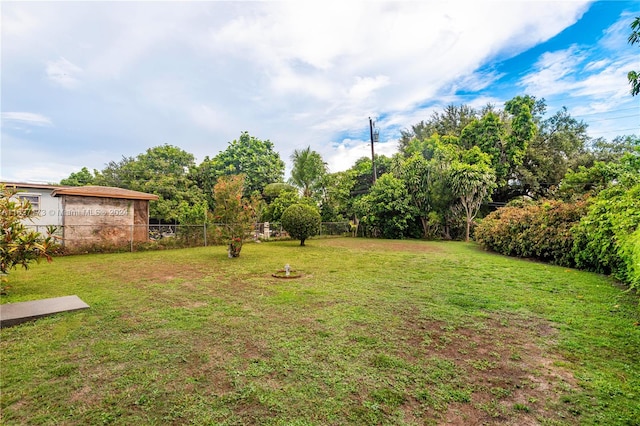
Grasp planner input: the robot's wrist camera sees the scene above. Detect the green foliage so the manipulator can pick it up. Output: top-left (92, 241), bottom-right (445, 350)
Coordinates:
top-left (212, 175), bottom-right (260, 257)
top-left (399, 153), bottom-right (433, 238)
top-left (398, 104), bottom-right (478, 153)
top-left (95, 144), bottom-right (206, 222)
top-left (198, 132), bottom-right (285, 204)
top-left (475, 199), bottom-right (588, 266)
top-left (281, 204), bottom-right (321, 246)
top-left (0, 185), bottom-right (59, 289)
top-left (289, 146), bottom-right (327, 198)
top-left (515, 106), bottom-right (589, 198)
top-left (60, 167), bottom-right (98, 186)
top-left (560, 145), bottom-right (640, 199)
top-left (572, 178), bottom-right (640, 288)
top-left (628, 16), bottom-right (640, 96)
top-left (354, 173), bottom-right (415, 239)
top-left (317, 170), bottom-right (357, 222)
top-left (628, 228), bottom-right (640, 289)
top-left (262, 183), bottom-right (297, 203)
top-left (262, 189), bottom-right (305, 223)
top-left (449, 161), bottom-right (496, 242)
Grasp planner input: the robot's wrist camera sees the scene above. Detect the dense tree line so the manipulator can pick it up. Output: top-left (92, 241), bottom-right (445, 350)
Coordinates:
top-left (58, 94), bottom-right (638, 288)
top-left (59, 96), bottom-right (636, 235)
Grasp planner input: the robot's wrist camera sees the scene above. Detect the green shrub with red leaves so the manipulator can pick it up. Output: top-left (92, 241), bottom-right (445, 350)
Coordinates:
top-left (475, 199), bottom-right (588, 267)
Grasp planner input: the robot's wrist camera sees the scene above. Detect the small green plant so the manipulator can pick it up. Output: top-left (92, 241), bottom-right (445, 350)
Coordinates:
top-left (281, 203), bottom-right (321, 246)
top-left (0, 184), bottom-right (59, 292)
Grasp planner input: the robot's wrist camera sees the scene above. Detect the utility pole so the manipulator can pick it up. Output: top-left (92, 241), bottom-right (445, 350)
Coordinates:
top-left (369, 117), bottom-right (378, 183)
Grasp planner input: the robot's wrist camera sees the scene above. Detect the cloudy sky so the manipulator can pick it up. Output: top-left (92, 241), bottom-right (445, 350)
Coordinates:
top-left (1, 1), bottom-right (638, 184)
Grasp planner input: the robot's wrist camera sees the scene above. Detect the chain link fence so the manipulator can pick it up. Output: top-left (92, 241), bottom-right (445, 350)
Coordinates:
top-left (25, 222), bottom-right (350, 254)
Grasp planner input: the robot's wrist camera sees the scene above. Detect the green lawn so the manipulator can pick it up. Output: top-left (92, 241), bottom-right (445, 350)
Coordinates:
top-left (1, 238), bottom-right (638, 425)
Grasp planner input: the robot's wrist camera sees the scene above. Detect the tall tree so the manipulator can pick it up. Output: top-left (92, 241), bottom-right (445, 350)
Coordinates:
top-left (289, 146), bottom-right (327, 198)
top-left (449, 161), bottom-right (496, 242)
top-left (515, 106), bottom-right (589, 198)
top-left (354, 173), bottom-right (414, 239)
top-left (60, 167), bottom-right (98, 186)
top-left (398, 104), bottom-right (478, 154)
top-left (197, 132), bottom-right (285, 205)
top-left (95, 144), bottom-right (205, 222)
top-left (399, 153), bottom-right (433, 238)
top-left (317, 170), bottom-right (357, 222)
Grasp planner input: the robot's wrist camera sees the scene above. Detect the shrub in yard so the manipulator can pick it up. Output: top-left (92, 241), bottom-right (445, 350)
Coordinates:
top-left (572, 179), bottom-right (640, 290)
top-left (281, 203), bottom-right (321, 246)
top-left (212, 175), bottom-right (261, 257)
top-left (475, 199), bottom-right (587, 266)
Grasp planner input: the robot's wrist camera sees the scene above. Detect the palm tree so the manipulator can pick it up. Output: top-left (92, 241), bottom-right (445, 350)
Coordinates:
top-left (289, 147), bottom-right (327, 198)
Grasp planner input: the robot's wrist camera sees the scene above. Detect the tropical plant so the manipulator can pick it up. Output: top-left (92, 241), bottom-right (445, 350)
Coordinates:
top-left (94, 144), bottom-right (206, 222)
top-left (354, 173), bottom-right (415, 239)
top-left (572, 176), bottom-right (640, 288)
top-left (0, 185), bottom-right (59, 291)
top-left (212, 175), bottom-right (260, 257)
top-left (289, 146), bottom-right (327, 198)
top-left (475, 199), bottom-right (588, 266)
top-left (60, 167), bottom-right (98, 186)
top-left (281, 204), bottom-right (321, 246)
top-left (449, 162), bottom-right (496, 242)
top-left (198, 132), bottom-right (285, 202)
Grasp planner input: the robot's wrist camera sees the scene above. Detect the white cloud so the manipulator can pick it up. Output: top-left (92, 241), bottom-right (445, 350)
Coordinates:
top-left (325, 139), bottom-right (399, 174)
top-left (46, 57), bottom-right (83, 89)
top-left (519, 46), bottom-right (585, 96)
top-left (518, 11), bottom-right (639, 130)
top-left (2, 0), bottom-right (613, 183)
top-left (1, 112), bottom-right (53, 127)
top-left (348, 76), bottom-right (391, 100)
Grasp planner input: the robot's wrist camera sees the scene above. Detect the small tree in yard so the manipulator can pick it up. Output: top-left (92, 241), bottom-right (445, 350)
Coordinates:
top-left (1, 184), bottom-right (58, 292)
top-left (213, 175), bottom-right (260, 258)
top-left (281, 204), bottom-right (321, 246)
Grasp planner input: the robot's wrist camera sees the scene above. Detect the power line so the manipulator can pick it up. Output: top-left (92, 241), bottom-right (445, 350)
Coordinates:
top-left (587, 127), bottom-right (639, 135)
top-left (583, 114), bottom-right (639, 123)
top-left (571, 107), bottom-right (639, 118)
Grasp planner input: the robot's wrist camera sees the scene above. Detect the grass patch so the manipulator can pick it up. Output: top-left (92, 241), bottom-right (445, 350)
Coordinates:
top-left (1, 238), bottom-right (638, 425)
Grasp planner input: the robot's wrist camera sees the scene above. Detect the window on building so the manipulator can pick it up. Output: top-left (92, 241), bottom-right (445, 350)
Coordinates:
top-left (17, 194), bottom-right (40, 211)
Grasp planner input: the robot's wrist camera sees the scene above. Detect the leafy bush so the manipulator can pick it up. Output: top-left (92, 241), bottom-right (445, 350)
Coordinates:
top-left (353, 173), bottom-right (415, 239)
top-left (1, 185), bottom-right (60, 291)
top-left (212, 175), bottom-right (260, 257)
top-left (572, 180), bottom-right (640, 289)
top-left (281, 204), bottom-right (321, 246)
top-left (475, 199), bottom-right (587, 266)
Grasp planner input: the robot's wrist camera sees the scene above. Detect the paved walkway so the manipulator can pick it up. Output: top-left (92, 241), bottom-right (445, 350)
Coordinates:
top-left (0, 295), bottom-right (89, 327)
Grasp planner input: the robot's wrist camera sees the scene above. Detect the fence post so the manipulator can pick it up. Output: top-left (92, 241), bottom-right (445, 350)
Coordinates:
top-left (203, 223), bottom-right (207, 247)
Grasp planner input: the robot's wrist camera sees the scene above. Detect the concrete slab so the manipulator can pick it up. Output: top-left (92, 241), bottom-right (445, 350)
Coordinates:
top-left (0, 295), bottom-right (89, 327)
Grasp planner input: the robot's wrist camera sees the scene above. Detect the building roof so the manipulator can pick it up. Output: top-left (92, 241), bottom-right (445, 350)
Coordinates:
top-left (2, 182), bottom-right (158, 201)
top-left (2, 182), bottom-right (62, 190)
top-left (51, 186), bottom-right (159, 200)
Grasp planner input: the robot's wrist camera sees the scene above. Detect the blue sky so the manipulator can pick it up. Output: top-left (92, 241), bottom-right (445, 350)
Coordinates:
top-left (1, 1), bottom-right (638, 184)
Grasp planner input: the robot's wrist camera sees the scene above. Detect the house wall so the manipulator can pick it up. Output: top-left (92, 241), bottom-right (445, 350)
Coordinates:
top-left (12, 187), bottom-right (63, 228)
top-left (61, 195), bottom-right (149, 250)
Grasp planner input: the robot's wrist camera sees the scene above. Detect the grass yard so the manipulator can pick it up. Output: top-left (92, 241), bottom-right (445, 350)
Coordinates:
top-left (1, 238), bottom-right (639, 425)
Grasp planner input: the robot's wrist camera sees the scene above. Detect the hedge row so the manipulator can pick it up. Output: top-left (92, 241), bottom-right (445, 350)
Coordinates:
top-left (476, 183), bottom-right (640, 293)
top-left (475, 200), bottom-right (587, 267)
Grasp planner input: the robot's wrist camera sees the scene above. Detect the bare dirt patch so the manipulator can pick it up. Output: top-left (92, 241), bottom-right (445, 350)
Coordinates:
top-left (398, 312), bottom-right (577, 425)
